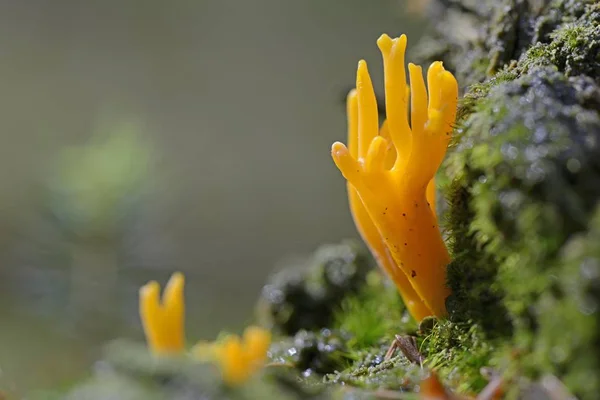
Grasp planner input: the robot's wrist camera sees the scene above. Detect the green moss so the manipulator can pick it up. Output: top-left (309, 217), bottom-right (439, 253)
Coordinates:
top-left (533, 0), bottom-right (598, 43)
top-left (524, 206), bottom-right (600, 399)
top-left (325, 318), bottom-right (494, 395)
top-left (445, 63), bottom-right (600, 310)
top-left (443, 178), bottom-right (512, 337)
top-left (430, 1), bottom-right (600, 390)
top-left (333, 272), bottom-right (414, 350)
top-left (269, 329), bottom-right (354, 375)
top-left (441, 60), bottom-right (600, 396)
top-left (414, 0), bottom-right (598, 88)
top-left (523, 10), bottom-right (600, 81)
top-left (420, 320), bottom-right (494, 394)
top-left (324, 343), bottom-right (424, 392)
top-left (313, 270), bottom-right (496, 395)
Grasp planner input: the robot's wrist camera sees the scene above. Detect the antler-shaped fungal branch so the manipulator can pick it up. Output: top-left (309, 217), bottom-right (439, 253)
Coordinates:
top-left (139, 272), bottom-right (186, 355)
top-left (345, 90), bottom-right (433, 321)
top-left (331, 34), bottom-right (458, 318)
top-left (194, 326), bottom-right (272, 386)
top-left (212, 326), bottom-right (271, 386)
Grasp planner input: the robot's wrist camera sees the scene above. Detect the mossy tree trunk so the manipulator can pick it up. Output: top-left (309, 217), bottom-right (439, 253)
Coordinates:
top-left (414, 0), bottom-right (599, 397)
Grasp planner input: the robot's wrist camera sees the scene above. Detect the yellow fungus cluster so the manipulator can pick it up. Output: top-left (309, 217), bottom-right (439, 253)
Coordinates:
top-left (195, 327), bottom-right (272, 386)
top-left (139, 272), bottom-right (271, 385)
top-left (331, 34), bottom-right (458, 320)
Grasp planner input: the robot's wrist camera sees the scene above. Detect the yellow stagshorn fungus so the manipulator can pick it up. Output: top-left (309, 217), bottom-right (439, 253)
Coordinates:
top-left (346, 91), bottom-right (433, 321)
top-left (139, 272), bottom-right (271, 385)
top-left (139, 272), bottom-right (186, 354)
top-left (198, 326), bottom-right (272, 386)
top-left (331, 34), bottom-right (458, 319)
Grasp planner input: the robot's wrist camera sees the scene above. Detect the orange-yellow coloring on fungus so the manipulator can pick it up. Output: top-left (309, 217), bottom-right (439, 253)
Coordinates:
top-left (346, 90), bottom-right (433, 321)
top-left (139, 272), bottom-right (186, 354)
top-left (331, 34), bottom-right (458, 319)
top-left (195, 326), bottom-right (272, 386)
top-left (138, 272), bottom-right (271, 385)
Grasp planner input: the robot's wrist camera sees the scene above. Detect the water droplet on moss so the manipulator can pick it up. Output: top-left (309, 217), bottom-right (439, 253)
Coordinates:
top-left (501, 143), bottom-right (519, 160)
top-left (579, 296), bottom-right (598, 316)
top-left (580, 258), bottom-right (600, 281)
top-left (526, 160), bottom-right (546, 183)
top-left (534, 127), bottom-right (548, 143)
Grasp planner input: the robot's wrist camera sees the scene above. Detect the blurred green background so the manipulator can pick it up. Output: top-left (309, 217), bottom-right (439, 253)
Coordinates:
top-left (0, 0), bottom-right (425, 395)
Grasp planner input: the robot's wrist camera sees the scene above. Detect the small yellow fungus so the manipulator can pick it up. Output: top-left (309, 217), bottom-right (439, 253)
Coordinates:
top-left (139, 272), bottom-right (186, 355)
top-left (138, 273), bottom-right (271, 385)
top-left (195, 326), bottom-right (272, 386)
top-left (331, 34), bottom-right (458, 318)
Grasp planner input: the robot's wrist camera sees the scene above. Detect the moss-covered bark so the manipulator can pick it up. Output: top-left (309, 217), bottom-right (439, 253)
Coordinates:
top-left (421, 0), bottom-right (600, 397)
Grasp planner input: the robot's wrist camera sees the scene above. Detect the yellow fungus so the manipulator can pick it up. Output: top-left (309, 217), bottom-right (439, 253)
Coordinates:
top-left (345, 90), bottom-right (432, 320)
top-left (139, 272), bottom-right (185, 355)
top-left (331, 34), bottom-right (458, 318)
top-left (138, 272), bottom-right (271, 385)
top-left (197, 326), bottom-right (272, 386)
